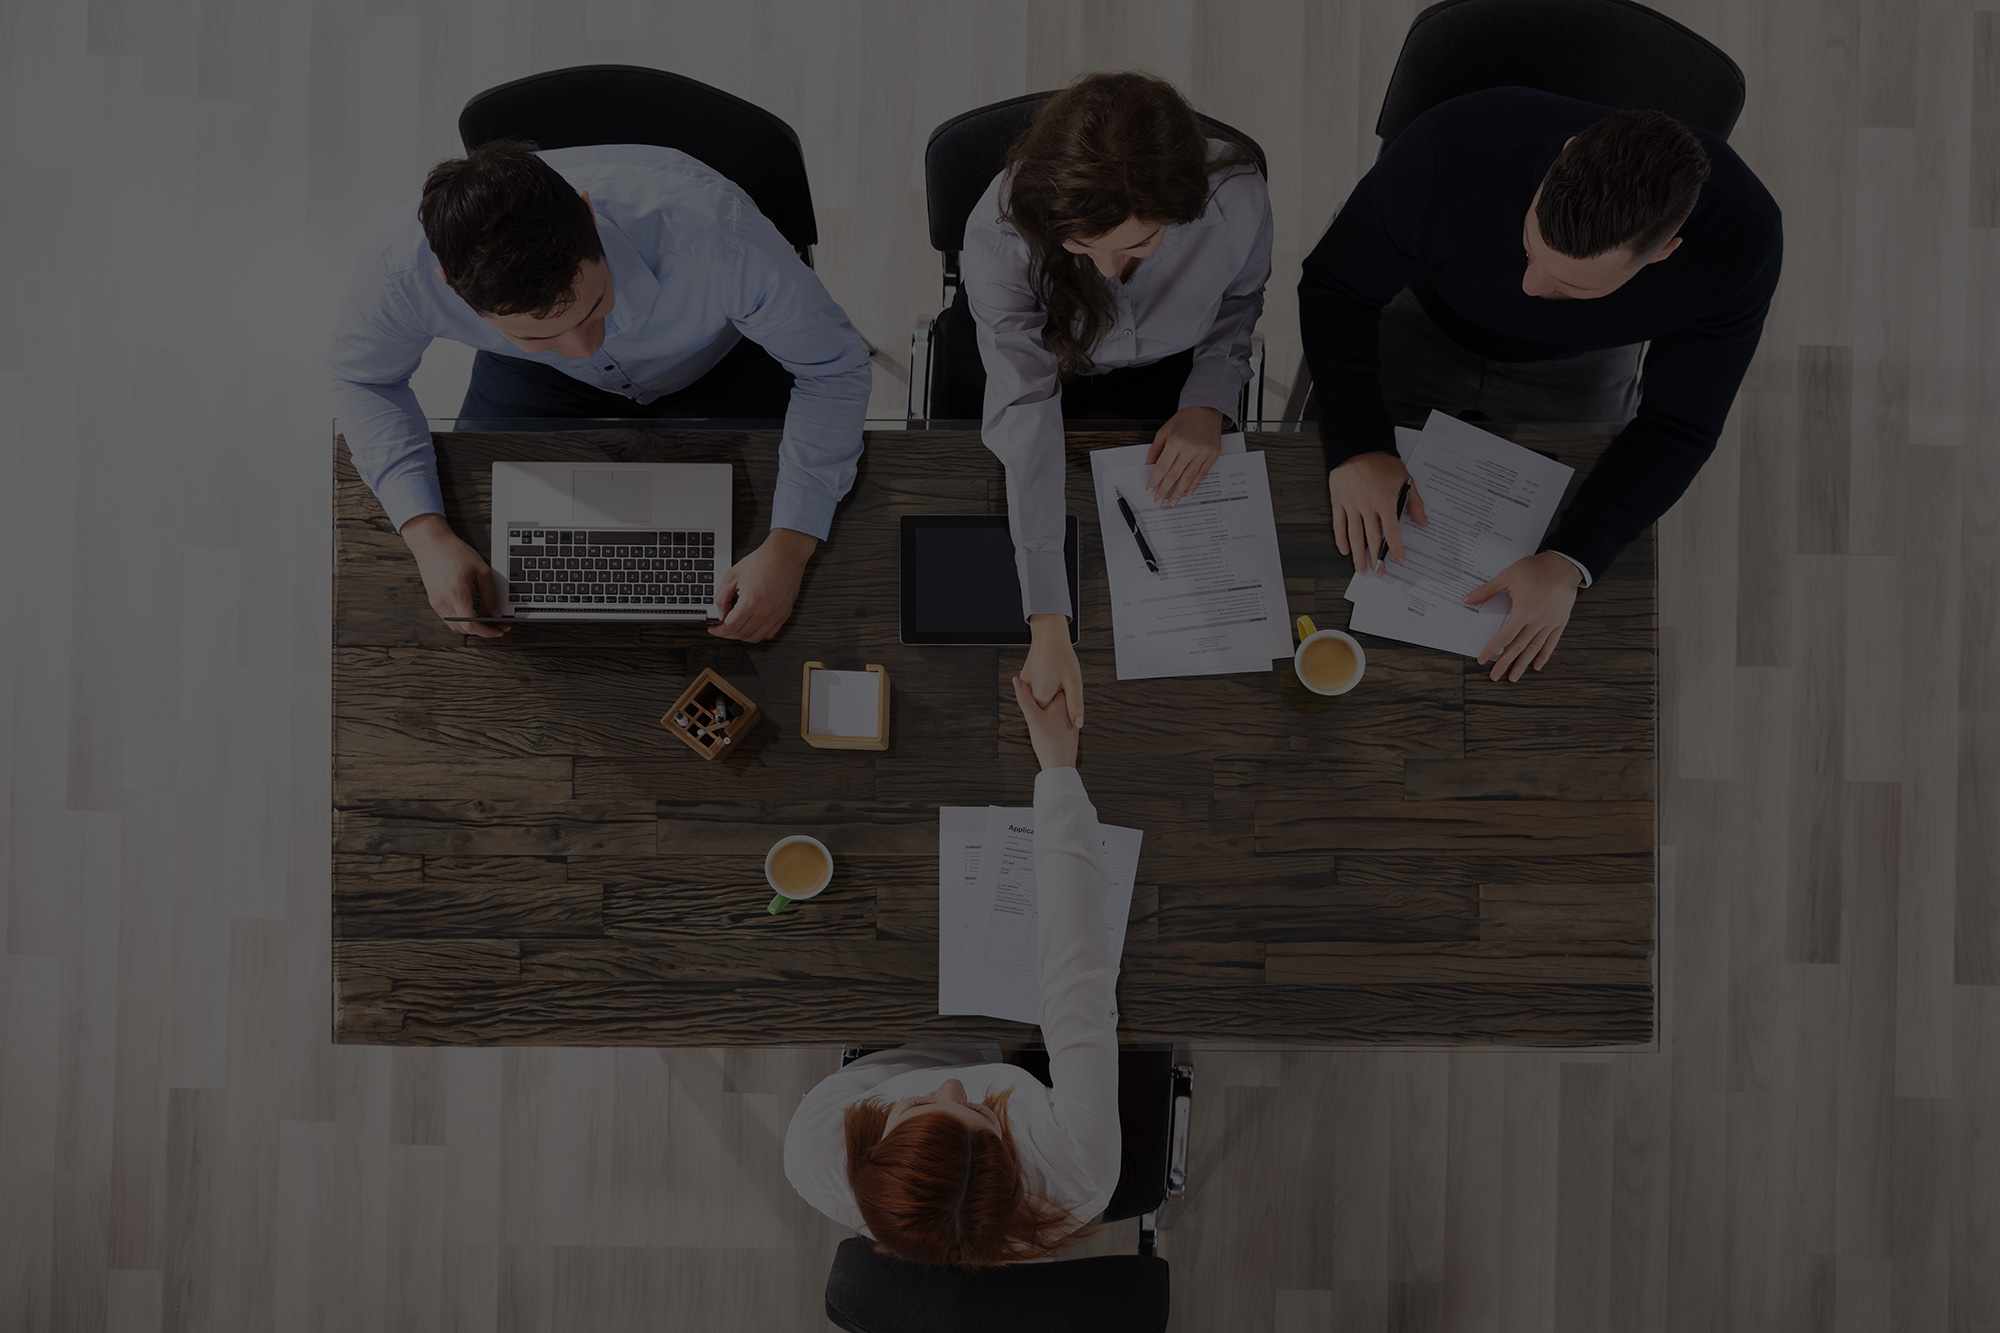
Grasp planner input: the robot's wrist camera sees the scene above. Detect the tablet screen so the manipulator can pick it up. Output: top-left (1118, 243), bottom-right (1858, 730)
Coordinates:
top-left (913, 524), bottom-right (1022, 633)
top-left (900, 516), bottom-right (1080, 645)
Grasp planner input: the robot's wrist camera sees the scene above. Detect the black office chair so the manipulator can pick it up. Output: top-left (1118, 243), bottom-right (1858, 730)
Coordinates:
top-left (457, 64), bottom-right (818, 266)
top-left (910, 92), bottom-right (1268, 427)
top-left (822, 1046), bottom-right (1193, 1333)
top-left (1284, 0), bottom-right (1747, 420)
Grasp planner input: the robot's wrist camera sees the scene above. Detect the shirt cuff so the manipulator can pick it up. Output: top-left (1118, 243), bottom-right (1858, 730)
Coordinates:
top-left (1034, 766), bottom-right (1087, 804)
top-left (379, 474), bottom-right (446, 534)
top-left (1176, 358), bottom-right (1244, 420)
top-left (1550, 550), bottom-right (1593, 589)
top-left (1020, 548), bottom-right (1074, 620)
top-left (769, 482), bottom-right (835, 542)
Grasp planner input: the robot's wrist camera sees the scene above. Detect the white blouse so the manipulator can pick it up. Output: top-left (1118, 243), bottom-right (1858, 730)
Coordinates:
top-left (783, 767), bottom-right (1122, 1235)
top-left (964, 143), bottom-right (1274, 620)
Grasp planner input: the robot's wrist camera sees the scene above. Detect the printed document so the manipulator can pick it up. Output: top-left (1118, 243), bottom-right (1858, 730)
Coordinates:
top-left (1382, 411), bottom-right (1574, 603)
top-left (938, 806), bottom-right (1142, 1023)
top-left (937, 807), bottom-right (992, 1012)
top-left (1090, 439), bottom-right (1293, 680)
top-left (1346, 415), bottom-right (1574, 658)
top-left (1346, 567), bottom-right (1505, 657)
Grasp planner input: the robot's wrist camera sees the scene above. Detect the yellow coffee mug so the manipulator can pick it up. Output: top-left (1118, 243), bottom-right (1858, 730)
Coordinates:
top-left (1293, 616), bottom-right (1366, 696)
top-left (765, 835), bottom-right (834, 915)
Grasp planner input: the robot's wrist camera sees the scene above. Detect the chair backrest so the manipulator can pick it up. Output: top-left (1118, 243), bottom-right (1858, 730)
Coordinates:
top-left (924, 91), bottom-right (1269, 256)
top-left (1375, 0), bottom-right (1746, 147)
top-left (823, 1238), bottom-right (1171, 1333)
top-left (457, 64), bottom-right (818, 253)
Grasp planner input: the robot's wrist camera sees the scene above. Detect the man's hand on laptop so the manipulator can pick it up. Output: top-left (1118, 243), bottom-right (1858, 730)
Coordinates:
top-left (711, 527), bottom-right (817, 642)
top-left (402, 514), bottom-right (509, 638)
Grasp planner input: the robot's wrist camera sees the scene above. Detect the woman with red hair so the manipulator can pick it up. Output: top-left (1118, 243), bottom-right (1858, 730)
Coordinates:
top-left (784, 679), bottom-right (1119, 1266)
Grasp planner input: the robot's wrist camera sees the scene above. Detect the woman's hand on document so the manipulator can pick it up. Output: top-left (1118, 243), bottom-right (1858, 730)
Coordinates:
top-left (402, 514), bottom-right (509, 638)
top-left (1022, 615), bottom-right (1084, 729)
top-left (1144, 405), bottom-right (1226, 505)
top-left (1326, 451), bottom-right (1428, 573)
top-left (1012, 674), bottom-right (1080, 772)
top-left (1464, 551), bottom-right (1583, 681)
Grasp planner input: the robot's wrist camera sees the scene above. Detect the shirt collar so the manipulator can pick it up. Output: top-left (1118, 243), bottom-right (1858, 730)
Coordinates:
top-left (593, 210), bottom-right (659, 338)
top-left (1104, 217), bottom-right (1190, 291)
top-left (1119, 164), bottom-right (1240, 280)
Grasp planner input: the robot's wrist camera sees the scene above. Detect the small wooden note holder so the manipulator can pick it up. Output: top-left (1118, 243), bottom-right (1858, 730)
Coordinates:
top-left (662, 668), bottom-right (760, 760)
top-left (800, 662), bottom-right (891, 751)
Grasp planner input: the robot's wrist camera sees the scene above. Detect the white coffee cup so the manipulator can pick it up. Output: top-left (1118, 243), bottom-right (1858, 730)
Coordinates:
top-left (766, 835), bottom-right (833, 915)
top-left (1292, 616), bottom-right (1366, 696)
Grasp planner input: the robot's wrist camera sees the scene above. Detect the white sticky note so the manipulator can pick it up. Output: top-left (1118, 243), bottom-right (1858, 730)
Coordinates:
top-left (806, 669), bottom-right (881, 737)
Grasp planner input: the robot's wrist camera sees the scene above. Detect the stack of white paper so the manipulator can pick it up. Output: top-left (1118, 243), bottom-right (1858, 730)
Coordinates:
top-left (937, 807), bottom-right (1143, 1024)
top-left (1090, 435), bottom-right (1294, 680)
top-left (1344, 412), bottom-right (1576, 658)
top-left (805, 669), bottom-right (880, 737)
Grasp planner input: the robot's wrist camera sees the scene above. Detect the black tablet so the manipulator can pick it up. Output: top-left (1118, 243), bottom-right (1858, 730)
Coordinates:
top-left (899, 515), bottom-right (1080, 645)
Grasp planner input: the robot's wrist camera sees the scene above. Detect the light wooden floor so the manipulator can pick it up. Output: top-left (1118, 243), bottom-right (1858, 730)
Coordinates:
top-left (0, 0), bottom-right (1993, 1328)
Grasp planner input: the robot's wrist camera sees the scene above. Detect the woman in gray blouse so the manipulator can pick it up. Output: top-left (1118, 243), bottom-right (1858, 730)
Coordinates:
top-left (963, 71), bottom-right (1273, 725)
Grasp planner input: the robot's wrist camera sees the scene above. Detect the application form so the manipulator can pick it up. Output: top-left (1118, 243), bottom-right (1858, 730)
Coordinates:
top-left (1346, 415), bottom-right (1574, 659)
top-left (938, 806), bottom-right (1142, 1024)
top-left (1090, 438), bottom-right (1293, 680)
top-left (1346, 566), bottom-right (1506, 657)
top-left (936, 807), bottom-right (992, 1012)
top-left (1380, 412), bottom-right (1574, 605)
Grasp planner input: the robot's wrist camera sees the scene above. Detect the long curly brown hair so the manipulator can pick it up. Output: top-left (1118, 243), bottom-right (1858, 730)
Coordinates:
top-left (1001, 72), bottom-right (1260, 378)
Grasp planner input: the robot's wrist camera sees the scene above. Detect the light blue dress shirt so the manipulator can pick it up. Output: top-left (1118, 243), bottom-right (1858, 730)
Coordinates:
top-left (328, 145), bottom-right (874, 539)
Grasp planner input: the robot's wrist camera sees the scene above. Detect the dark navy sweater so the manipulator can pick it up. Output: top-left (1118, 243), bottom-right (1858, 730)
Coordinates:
top-left (1298, 87), bottom-right (1783, 581)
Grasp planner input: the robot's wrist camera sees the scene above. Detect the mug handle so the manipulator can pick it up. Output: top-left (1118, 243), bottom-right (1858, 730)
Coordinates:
top-left (768, 893), bottom-right (795, 915)
top-left (1295, 615), bottom-right (1317, 645)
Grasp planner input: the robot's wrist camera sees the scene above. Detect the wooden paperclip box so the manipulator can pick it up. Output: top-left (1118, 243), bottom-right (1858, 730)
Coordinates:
top-left (799, 662), bottom-right (891, 751)
top-left (662, 668), bottom-right (760, 760)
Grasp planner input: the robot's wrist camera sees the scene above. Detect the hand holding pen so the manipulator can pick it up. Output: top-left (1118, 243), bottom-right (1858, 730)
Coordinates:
top-left (1326, 451), bottom-right (1428, 574)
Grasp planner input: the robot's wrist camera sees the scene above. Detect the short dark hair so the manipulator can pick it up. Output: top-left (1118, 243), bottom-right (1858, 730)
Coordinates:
top-left (1534, 109), bottom-right (1712, 262)
top-left (418, 139), bottom-right (605, 317)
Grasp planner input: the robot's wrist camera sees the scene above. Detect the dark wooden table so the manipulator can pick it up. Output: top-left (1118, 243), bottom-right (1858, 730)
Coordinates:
top-left (333, 425), bottom-right (1656, 1047)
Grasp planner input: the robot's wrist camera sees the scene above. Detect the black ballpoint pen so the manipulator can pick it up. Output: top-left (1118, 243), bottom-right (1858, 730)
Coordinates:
top-left (1373, 480), bottom-right (1412, 572)
top-left (1115, 489), bottom-right (1161, 574)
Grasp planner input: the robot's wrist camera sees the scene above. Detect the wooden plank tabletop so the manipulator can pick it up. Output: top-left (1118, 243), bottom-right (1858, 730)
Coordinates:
top-left (332, 425), bottom-right (1656, 1047)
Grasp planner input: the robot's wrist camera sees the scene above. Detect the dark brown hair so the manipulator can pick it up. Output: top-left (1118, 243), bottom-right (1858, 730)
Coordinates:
top-left (1534, 109), bottom-right (1712, 261)
top-left (419, 139), bottom-right (606, 317)
top-left (843, 1087), bottom-right (1088, 1267)
top-left (1001, 71), bottom-right (1260, 378)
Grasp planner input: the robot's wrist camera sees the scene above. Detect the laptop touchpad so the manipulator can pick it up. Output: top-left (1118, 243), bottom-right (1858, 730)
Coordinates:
top-left (573, 470), bottom-right (651, 527)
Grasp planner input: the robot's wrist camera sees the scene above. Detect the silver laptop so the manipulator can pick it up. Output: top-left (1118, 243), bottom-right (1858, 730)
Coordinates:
top-left (489, 462), bottom-right (732, 622)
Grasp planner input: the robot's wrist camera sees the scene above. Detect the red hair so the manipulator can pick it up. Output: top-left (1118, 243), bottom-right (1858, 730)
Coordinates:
top-left (842, 1087), bottom-right (1089, 1267)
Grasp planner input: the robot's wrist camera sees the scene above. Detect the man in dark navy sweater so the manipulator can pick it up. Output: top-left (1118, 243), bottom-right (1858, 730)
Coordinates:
top-left (1300, 87), bottom-right (1782, 681)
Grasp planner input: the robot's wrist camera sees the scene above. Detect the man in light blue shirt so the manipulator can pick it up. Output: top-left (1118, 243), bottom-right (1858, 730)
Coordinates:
top-left (328, 139), bottom-right (874, 641)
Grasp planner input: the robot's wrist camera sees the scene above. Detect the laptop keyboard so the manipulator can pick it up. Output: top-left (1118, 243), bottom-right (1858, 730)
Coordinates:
top-left (507, 528), bottom-right (717, 612)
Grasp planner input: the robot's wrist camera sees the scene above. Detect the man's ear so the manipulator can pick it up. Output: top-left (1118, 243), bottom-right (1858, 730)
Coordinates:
top-left (580, 188), bottom-right (592, 212)
top-left (1646, 236), bottom-right (1683, 265)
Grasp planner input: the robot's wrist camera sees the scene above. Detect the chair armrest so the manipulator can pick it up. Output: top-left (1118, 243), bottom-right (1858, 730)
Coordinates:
top-left (1153, 1063), bottom-right (1193, 1230)
top-left (908, 320), bottom-right (933, 423)
top-left (1243, 332), bottom-right (1265, 431)
top-left (1280, 350), bottom-right (1316, 429)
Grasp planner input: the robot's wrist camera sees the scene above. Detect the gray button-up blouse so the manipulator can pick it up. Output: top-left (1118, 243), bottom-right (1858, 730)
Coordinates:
top-left (963, 144), bottom-right (1273, 620)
